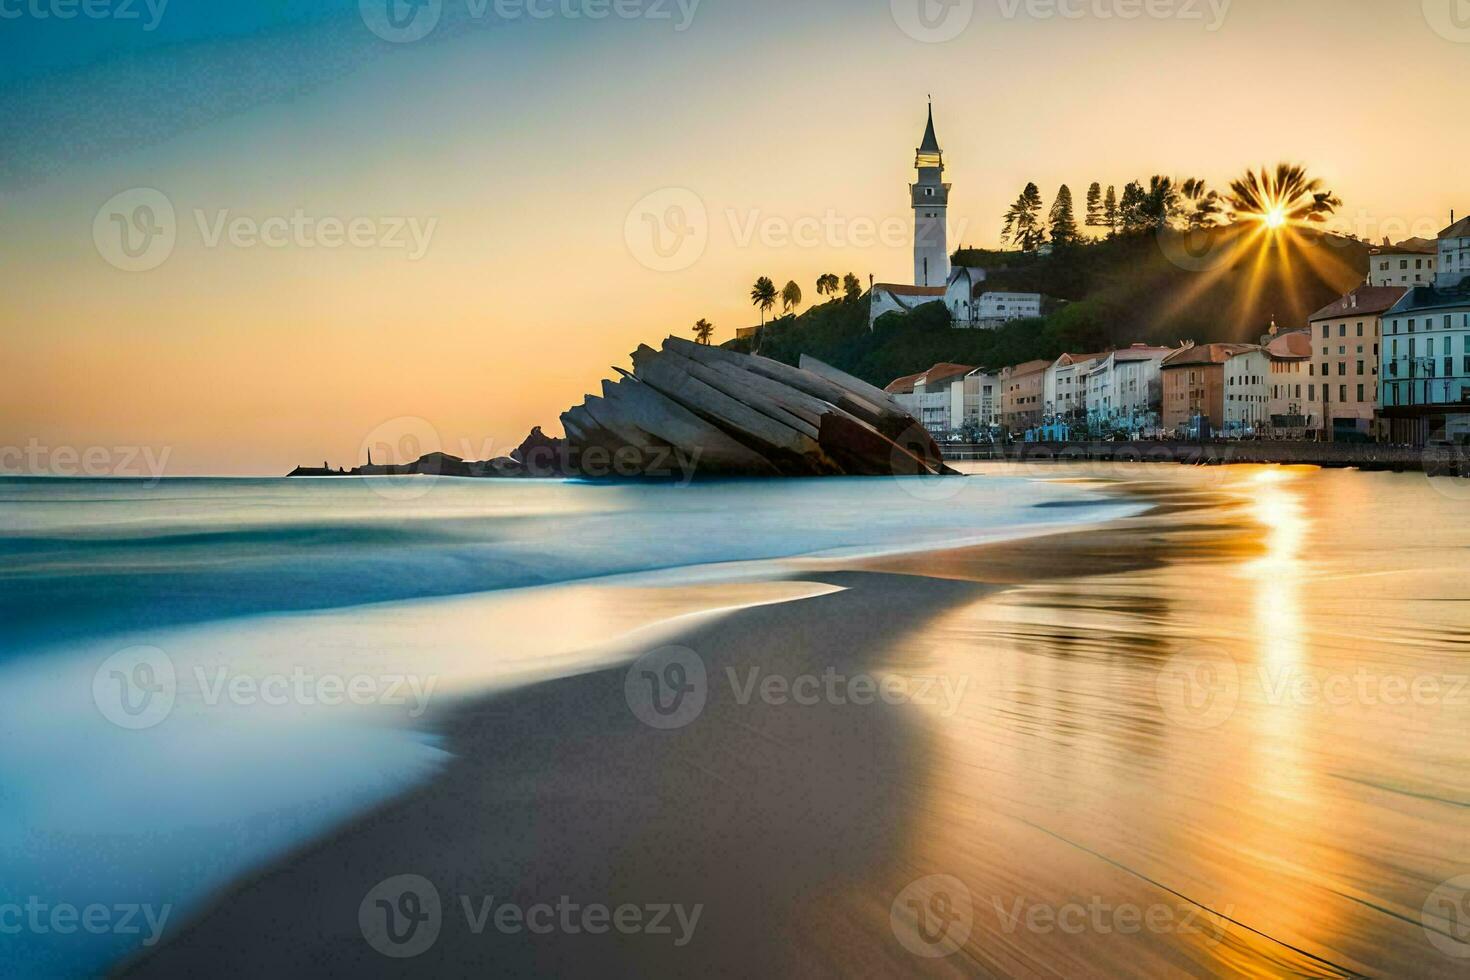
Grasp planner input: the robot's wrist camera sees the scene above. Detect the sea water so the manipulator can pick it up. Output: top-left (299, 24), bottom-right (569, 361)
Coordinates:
top-left (0, 473), bottom-right (1136, 975)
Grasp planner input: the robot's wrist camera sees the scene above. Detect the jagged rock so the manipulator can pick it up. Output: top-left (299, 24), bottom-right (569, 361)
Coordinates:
top-left (556, 338), bottom-right (955, 479)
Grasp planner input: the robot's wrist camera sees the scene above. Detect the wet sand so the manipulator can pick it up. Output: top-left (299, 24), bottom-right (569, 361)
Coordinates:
top-left (121, 465), bottom-right (1470, 977)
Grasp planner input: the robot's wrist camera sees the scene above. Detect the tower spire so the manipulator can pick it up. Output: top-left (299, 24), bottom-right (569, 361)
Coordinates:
top-left (919, 100), bottom-right (940, 155)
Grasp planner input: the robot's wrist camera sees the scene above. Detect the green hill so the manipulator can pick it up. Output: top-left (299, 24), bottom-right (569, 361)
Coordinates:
top-left (729, 226), bottom-right (1372, 389)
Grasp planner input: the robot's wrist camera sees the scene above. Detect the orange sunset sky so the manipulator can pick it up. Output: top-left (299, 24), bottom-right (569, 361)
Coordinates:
top-left (2, 0), bottom-right (1466, 475)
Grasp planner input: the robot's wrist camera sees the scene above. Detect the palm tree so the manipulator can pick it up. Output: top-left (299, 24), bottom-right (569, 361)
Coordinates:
top-left (780, 280), bottom-right (803, 316)
top-left (815, 273), bottom-right (840, 300)
top-left (749, 276), bottom-right (777, 351)
top-left (1226, 163), bottom-right (1342, 226)
top-left (750, 277), bottom-right (777, 325)
top-left (692, 318), bottom-right (714, 345)
top-left (1178, 177), bottom-right (1224, 230)
top-left (1144, 175), bottom-right (1178, 229)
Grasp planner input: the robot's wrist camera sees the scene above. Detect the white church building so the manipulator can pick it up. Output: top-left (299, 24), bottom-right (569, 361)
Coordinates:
top-left (869, 105), bottom-right (1043, 330)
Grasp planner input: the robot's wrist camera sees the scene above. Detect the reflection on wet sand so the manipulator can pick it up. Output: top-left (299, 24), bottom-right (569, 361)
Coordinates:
top-left (868, 464), bottom-right (1469, 977)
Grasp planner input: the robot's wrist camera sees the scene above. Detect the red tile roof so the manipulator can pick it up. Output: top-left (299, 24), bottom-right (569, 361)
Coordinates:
top-left (884, 362), bottom-right (977, 393)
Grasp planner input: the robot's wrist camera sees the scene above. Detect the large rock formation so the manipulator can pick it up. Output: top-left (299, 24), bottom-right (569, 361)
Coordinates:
top-left (557, 337), bottom-right (956, 478)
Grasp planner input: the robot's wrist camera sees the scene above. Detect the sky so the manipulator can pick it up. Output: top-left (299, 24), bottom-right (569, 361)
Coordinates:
top-left (2, 0), bottom-right (1467, 475)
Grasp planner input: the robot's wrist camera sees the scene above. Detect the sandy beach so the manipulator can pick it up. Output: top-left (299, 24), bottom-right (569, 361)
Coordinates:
top-left (116, 464), bottom-right (1470, 978)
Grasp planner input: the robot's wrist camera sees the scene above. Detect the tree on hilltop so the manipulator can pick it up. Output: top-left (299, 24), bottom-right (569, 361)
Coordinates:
top-left (1001, 183), bottom-right (1046, 252)
top-left (1119, 181), bottom-right (1147, 233)
top-left (843, 273), bottom-right (863, 301)
top-left (1049, 185), bottom-right (1079, 248)
top-left (1178, 178), bottom-right (1224, 229)
top-left (1085, 182), bottom-right (1104, 230)
top-left (750, 276), bottom-right (777, 326)
top-left (816, 273), bottom-right (840, 300)
top-left (1103, 185), bottom-right (1119, 235)
top-left (781, 280), bottom-right (803, 316)
top-left (692, 318), bottom-right (714, 345)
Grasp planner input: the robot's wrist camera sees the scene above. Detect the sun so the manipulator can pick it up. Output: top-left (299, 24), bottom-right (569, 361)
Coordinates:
top-left (1264, 207), bottom-right (1288, 229)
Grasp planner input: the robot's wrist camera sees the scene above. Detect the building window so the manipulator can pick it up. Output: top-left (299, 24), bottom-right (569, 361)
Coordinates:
top-left (1356, 384), bottom-right (1364, 402)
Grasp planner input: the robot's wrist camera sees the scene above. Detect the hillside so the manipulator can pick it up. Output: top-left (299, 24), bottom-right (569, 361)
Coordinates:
top-left (729, 226), bottom-right (1372, 388)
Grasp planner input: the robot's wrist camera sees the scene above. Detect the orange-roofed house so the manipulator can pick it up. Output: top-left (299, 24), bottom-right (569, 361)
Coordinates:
top-left (884, 362), bottom-right (987, 437)
top-left (1161, 342), bottom-right (1256, 437)
top-left (1222, 325), bottom-right (1313, 437)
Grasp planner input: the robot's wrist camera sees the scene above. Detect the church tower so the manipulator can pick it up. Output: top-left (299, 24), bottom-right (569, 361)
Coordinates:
top-left (911, 102), bottom-right (951, 287)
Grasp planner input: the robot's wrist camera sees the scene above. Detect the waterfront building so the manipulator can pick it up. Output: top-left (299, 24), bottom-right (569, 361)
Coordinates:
top-left (1306, 284), bottom-right (1406, 440)
top-left (1082, 345), bottom-right (1173, 436)
top-left (1045, 351), bottom-right (1109, 423)
top-left (885, 362), bottom-right (978, 437)
top-left (1222, 327), bottom-right (1312, 437)
top-left (1379, 217), bottom-right (1470, 445)
top-left (1000, 360), bottom-right (1050, 435)
top-left (1162, 343), bottom-right (1255, 437)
